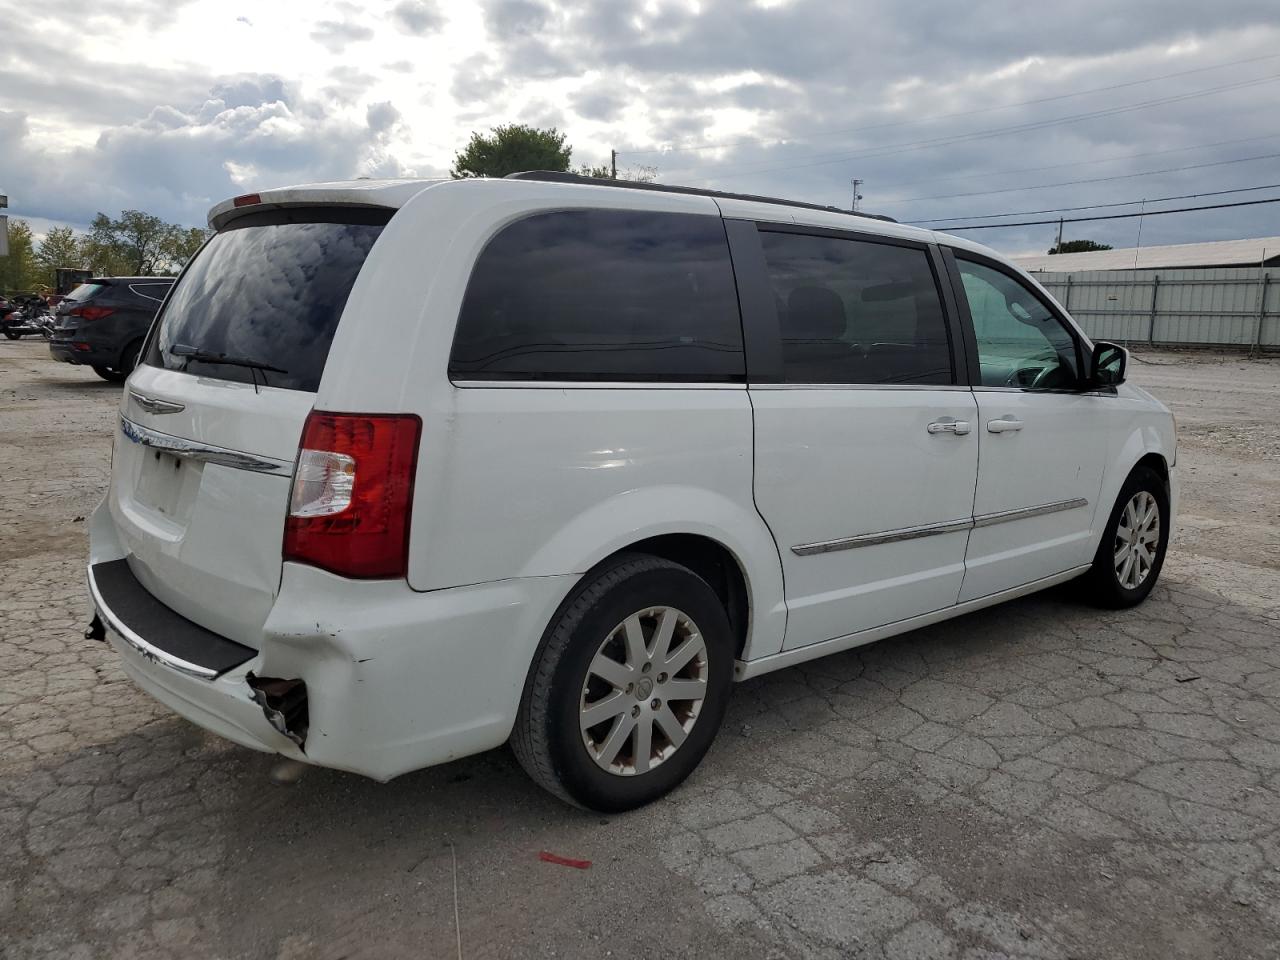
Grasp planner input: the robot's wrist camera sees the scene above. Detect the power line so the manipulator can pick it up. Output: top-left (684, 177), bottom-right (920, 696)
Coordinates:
top-left (938, 196), bottom-right (1280, 231)
top-left (909, 182), bottom-right (1280, 224)
top-left (880, 151), bottom-right (1280, 205)
top-left (680, 73), bottom-right (1280, 183)
top-left (621, 51), bottom-right (1280, 158)
top-left (879, 131), bottom-right (1280, 192)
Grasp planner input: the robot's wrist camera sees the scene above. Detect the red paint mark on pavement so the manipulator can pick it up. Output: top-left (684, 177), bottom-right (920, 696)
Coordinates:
top-left (538, 851), bottom-right (592, 869)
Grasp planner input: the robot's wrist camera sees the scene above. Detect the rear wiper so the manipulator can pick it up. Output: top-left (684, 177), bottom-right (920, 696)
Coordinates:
top-left (170, 343), bottom-right (288, 393)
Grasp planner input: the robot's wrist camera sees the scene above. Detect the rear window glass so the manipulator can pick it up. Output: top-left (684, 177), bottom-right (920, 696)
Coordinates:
top-left (450, 209), bottom-right (744, 382)
top-left (66, 283), bottom-right (108, 302)
top-left (143, 208), bottom-right (389, 391)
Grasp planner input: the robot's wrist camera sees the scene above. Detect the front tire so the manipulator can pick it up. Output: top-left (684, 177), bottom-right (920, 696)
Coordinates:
top-left (512, 554), bottom-right (735, 811)
top-left (1084, 466), bottom-right (1170, 608)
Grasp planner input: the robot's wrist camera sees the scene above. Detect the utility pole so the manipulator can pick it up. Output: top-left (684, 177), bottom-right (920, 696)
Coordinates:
top-left (850, 179), bottom-right (863, 212)
top-left (0, 193), bottom-right (8, 258)
top-left (1055, 218), bottom-right (1064, 253)
top-left (1133, 198), bottom-right (1147, 269)
top-left (611, 150), bottom-right (617, 180)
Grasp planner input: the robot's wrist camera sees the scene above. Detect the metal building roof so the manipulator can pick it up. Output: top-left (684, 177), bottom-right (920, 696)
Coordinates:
top-left (1012, 236), bottom-right (1280, 272)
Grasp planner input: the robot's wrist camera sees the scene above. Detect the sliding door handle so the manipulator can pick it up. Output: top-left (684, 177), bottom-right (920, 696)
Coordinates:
top-left (987, 416), bottom-right (1025, 433)
top-left (927, 419), bottom-right (972, 436)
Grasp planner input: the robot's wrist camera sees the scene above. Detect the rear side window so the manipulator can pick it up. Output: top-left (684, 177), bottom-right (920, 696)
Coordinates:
top-left (760, 231), bottom-right (953, 385)
top-left (450, 209), bottom-right (744, 382)
top-left (128, 281), bottom-right (173, 304)
top-left (144, 208), bottom-right (389, 392)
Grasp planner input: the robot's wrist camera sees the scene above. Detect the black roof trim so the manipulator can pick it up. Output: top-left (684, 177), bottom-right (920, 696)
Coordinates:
top-left (504, 171), bottom-right (897, 223)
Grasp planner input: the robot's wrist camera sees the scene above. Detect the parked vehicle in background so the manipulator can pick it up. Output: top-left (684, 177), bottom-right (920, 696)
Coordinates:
top-left (49, 277), bottom-right (175, 381)
top-left (2, 294), bottom-right (55, 340)
top-left (85, 175), bottom-right (1177, 811)
top-left (55, 267), bottom-right (93, 297)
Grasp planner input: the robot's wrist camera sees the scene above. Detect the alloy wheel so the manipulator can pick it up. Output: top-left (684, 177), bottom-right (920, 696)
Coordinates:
top-left (579, 606), bottom-right (709, 776)
top-left (1114, 490), bottom-right (1160, 590)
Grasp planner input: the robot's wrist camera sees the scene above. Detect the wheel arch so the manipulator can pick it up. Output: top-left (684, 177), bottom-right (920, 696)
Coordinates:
top-left (1134, 451), bottom-right (1169, 488)
top-left (118, 334), bottom-right (146, 371)
top-left (1091, 424), bottom-right (1175, 553)
top-left (593, 533), bottom-right (751, 658)
top-left (521, 486), bottom-right (788, 663)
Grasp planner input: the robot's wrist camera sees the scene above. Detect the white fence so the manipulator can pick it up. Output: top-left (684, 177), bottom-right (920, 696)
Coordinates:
top-left (1027, 267), bottom-right (1278, 349)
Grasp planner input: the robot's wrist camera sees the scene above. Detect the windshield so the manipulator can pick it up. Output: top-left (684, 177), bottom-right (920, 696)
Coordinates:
top-left (143, 208), bottom-right (390, 391)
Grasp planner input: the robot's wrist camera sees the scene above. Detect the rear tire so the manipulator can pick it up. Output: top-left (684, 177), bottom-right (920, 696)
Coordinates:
top-left (92, 365), bottom-right (126, 382)
top-left (512, 553), bottom-right (734, 811)
top-left (1083, 466), bottom-right (1170, 608)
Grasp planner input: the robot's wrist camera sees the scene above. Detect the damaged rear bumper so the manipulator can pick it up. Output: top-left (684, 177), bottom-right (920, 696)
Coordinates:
top-left (101, 621), bottom-right (305, 760)
top-left (87, 503), bottom-right (578, 782)
top-left (87, 558), bottom-right (309, 756)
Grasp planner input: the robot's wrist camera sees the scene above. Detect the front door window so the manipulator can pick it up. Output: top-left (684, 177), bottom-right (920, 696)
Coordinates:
top-left (957, 259), bottom-right (1080, 390)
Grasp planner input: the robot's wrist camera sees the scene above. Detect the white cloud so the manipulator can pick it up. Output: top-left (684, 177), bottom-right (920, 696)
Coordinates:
top-left (0, 0), bottom-right (1278, 254)
top-left (391, 0), bottom-right (445, 34)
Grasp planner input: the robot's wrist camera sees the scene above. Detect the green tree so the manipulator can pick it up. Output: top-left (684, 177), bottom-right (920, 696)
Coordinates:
top-left (1048, 239), bottom-right (1113, 255)
top-left (89, 210), bottom-right (170, 274)
top-left (0, 219), bottom-right (39, 295)
top-left (78, 211), bottom-right (209, 276)
top-left (35, 226), bottom-right (84, 288)
top-left (160, 226), bottom-right (211, 272)
top-left (451, 124), bottom-right (572, 178)
top-left (78, 226), bottom-right (132, 277)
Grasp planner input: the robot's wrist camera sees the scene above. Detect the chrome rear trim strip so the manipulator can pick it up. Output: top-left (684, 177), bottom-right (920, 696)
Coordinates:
top-left (792, 518), bottom-right (972, 556)
top-left (119, 415), bottom-right (294, 477)
top-left (86, 564), bottom-right (218, 680)
top-left (972, 497), bottom-right (1089, 528)
top-left (791, 498), bottom-right (1088, 556)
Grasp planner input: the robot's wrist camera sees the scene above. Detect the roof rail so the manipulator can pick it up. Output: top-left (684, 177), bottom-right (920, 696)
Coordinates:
top-left (504, 171), bottom-right (897, 223)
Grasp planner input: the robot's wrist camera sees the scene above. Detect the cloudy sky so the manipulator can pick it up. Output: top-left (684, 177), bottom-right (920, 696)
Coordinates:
top-left (3, 0), bottom-right (1279, 255)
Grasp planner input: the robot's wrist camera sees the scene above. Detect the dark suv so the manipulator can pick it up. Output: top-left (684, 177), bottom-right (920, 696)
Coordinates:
top-left (49, 277), bottom-right (175, 381)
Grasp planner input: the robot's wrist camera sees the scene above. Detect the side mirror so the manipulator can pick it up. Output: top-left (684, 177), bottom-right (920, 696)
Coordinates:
top-left (1089, 341), bottom-right (1127, 388)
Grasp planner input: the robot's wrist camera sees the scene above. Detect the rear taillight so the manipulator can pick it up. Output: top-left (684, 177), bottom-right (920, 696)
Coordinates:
top-left (283, 411), bottom-right (422, 579)
top-left (234, 193), bottom-right (262, 207)
top-left (70, 306), bottom-right (115, 321)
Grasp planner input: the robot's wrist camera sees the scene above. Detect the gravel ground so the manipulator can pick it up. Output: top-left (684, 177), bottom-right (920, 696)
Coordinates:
top-left (2, 341), bottom-right (1279, 960)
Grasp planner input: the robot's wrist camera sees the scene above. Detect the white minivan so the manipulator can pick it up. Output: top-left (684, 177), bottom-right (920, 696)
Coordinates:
top-left (87, 173), bottom-right (1176, 810)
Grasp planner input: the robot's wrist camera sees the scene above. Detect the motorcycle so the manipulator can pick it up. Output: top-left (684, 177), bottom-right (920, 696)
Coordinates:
top-left (2, 294), bottom-right (55, 340)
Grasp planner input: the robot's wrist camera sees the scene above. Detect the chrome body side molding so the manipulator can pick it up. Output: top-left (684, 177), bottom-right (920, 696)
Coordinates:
top-left (792, 518), bottom-right (972, 556)
top-left (119, 415), bottom-right (295, 477)
top-left (791, 498), bottom-right (1088, 556)
top-left (971, 497), bottom-right (1090, 528)
top-left (736, 564), bottom-right (1093, 680)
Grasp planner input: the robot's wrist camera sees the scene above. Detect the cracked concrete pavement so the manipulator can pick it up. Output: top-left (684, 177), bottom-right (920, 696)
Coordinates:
top-left (2, 342), bottom-right (1279, 959)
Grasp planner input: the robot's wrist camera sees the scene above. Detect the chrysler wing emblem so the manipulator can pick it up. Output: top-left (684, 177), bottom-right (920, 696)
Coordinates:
top-left (129, 391), bottom-right (185, 415)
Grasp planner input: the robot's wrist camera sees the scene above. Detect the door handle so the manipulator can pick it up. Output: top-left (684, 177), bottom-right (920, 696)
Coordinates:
top-left (927, 419), bottom-right (972, 436)
top-left (987, 416), bottom-right (1025, 433)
